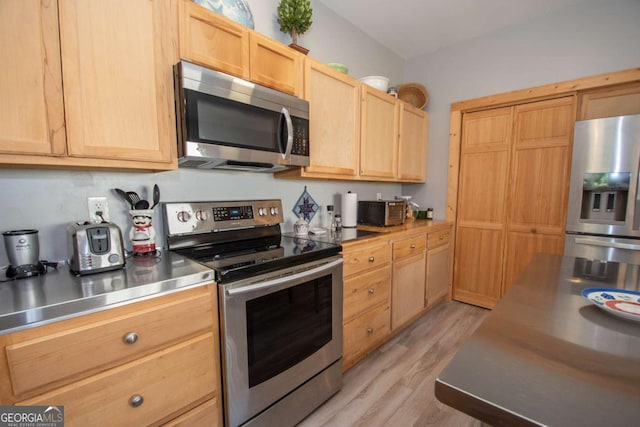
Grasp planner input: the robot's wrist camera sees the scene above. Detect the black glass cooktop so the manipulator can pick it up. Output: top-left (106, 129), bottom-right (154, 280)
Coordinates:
top-left (174, 234), bottom-right (341, 283)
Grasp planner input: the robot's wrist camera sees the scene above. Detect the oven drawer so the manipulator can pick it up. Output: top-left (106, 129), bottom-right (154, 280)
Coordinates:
top-left (6, 290), bottom-right (215, 396)
top-left (343, 265), bottom-right (391, 321)
top-left (18, 334), bottom-right (217, 426)
top-left (343, 242), bottom-right (391, 277)
top-left (393, 234), bottom-right (426, 260)
top-left (343, 302), bottom-right (390, 370)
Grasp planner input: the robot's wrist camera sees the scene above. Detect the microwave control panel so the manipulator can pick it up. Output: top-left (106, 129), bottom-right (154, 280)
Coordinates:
top-left (291, 117), bottom-right (309, 156)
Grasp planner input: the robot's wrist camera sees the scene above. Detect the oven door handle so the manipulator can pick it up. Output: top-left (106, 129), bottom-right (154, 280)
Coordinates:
top-left (575, 237), bottom-right (640, 251)
top-left (226, 258), bottom-right (342, 296)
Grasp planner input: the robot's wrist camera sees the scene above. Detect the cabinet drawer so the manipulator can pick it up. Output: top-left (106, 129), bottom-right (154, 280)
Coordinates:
top-left (7, 291), bottom-right (215, 396)
top-left (428, 228), bottom-right (451, 249)
top-left (343, 303), bottom-right (390, 370)
top-left (18, 333), bottom-right (217, 427)
top-left (392, 234), bottom-right (426, 260)
top-left (344, 265), bottom-right (391, 321)
top-left (163, 397), bottom-right (219, 427)
top-left (343, 243), bottom-right (391, 277)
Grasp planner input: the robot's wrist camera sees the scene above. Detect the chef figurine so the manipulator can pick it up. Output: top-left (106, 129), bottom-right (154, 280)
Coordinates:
top-left (129, 209), bottom-right (156, 255)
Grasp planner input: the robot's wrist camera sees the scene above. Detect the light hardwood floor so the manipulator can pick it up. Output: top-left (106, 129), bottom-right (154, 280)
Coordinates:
top-left (299, 301), bottom-right (489, 427)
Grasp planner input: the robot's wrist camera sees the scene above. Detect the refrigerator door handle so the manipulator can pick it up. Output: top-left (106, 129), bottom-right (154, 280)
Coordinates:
top-left (575, 237), bottom-right (640, 251)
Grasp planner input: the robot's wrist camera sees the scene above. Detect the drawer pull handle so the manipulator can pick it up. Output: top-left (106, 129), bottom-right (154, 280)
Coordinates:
top-left (368, 288), bottom-right (375, 294)
top-left (439, 236), bottom-right (444, 240)
top-left (367, 327), bottom-right (374, 334)
top-left (368, 256), bottom-right (375, 263)
top-left (123, 332), bottom-right (139, 345)
top-left (129, 394), bottom-right (144, 408)
top-left (410, 244), bottom-right (416, 248)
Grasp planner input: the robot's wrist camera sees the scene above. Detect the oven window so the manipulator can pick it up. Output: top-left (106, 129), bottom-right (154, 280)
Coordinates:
top-left (246, 275), bottom-right (332, 388)
top-left (184, 89), bottom-right (283, 152)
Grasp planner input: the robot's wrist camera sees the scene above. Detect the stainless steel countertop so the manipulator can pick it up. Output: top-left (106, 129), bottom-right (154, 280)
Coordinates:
top-left (0, 251), bottom-right (214, 335)
top-left (436, 254), bottom-right (640, 426)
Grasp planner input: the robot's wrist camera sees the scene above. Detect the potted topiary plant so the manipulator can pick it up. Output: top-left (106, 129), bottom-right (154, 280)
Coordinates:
top-left (277, 0), bottom-right (313, 54)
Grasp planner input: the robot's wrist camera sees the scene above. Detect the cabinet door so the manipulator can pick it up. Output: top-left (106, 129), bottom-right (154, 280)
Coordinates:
top-left (398, 103), bottom-right (428, 182)
top-left (426, 242), bottom-right (451, 305)
top-left (249, 33), bottom-right (302, 96)
top-left (179, 0), bottom-right (249, 79)
top-left (360, 85), bottom-right (399, 179)
top-left (454, 107), bottom-right (513, 309)
top-left (391, 252), bottom-right (426, 330)
top-left (504, 97), bottom-right (574, 292)
top-left (59, 0), bottom-right (177, 163)
top-left (0, 0), bottom-right (66, 156)
top-left (303, 58), bottom-right (360, 177)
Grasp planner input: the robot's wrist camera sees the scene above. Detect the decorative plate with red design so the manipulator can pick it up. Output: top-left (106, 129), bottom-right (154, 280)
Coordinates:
top-left (582, 288), bottom-right (640, 322)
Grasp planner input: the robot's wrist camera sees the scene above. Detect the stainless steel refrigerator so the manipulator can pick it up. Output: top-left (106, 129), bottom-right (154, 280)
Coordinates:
top-left (565, 114), bottom-right (640, 264)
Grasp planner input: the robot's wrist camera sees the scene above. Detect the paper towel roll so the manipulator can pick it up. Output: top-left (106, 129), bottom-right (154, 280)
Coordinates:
top-left (342, 191), bottom-right (358, 227)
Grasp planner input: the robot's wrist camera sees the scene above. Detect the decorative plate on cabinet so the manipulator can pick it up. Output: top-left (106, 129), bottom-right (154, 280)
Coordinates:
top-left (582, 287), bottom-right (640, 322)
top-left (193, 0), bottom-right (255, 29)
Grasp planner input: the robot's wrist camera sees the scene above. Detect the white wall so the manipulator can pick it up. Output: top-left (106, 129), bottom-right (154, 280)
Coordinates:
top-left (402, 0), bottom-right (640, 219)
top-left (0, 0), bottom-right (405, 266)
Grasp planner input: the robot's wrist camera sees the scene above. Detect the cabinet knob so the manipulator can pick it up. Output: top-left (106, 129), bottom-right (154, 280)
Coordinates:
top-left (123, 332), bottom-right (139, 345)
top-left (367, 327), bottom-right (374, 334)
top-left (410, 243), bottom-right (416, 249)
top-left (368, 256), bottom-right (375, 263)
top-left (129, 394), bottom-right (144, 408)
top-left (368, 288), bottom-right (375, 294)
top-left (439, 235), bottom-right (444, 240)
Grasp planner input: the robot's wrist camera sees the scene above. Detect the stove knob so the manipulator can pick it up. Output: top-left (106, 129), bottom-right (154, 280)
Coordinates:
top-left (270, 207), bottom-right (279, 216)
top-left (195, 210), bottom-right (208, 221)
top-left (177, 210), bottom-right (191, 222)
top-left (258, 207), bottom-right (267, 216)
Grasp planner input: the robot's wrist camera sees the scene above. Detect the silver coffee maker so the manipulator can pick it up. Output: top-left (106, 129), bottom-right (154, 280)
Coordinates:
top-left (3, 229), bottom-right (46, 279)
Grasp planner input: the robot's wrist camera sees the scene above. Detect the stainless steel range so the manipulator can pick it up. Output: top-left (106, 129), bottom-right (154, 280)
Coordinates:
top-left (163, 199), bottom-right (343, 427)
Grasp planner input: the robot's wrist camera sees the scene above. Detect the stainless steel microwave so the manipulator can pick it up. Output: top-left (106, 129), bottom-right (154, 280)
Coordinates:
top-left (174, 61), bottom-right (310, 172)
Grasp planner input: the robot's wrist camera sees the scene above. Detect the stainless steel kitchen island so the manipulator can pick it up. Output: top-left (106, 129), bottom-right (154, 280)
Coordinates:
top-left (435, 254), bottom-right (640, 426)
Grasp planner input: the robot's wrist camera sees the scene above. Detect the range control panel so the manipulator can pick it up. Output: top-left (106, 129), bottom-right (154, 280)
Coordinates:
top-left (163, 199), bottom-right (284, 236)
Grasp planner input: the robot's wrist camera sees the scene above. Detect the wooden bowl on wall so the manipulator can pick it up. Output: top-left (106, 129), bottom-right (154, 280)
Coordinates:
top-left (398, 83), bottom-right (429, 109)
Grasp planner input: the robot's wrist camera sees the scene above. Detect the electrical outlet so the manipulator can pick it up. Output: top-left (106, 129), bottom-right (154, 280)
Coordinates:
top-left (88, 197), bottom-right (109, 223)
top-left (376, 192), bottom-right (382, 200)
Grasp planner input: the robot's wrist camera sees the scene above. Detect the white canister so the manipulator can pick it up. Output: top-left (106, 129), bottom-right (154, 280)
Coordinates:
top-left (342, 191), bottom-right (358, 228)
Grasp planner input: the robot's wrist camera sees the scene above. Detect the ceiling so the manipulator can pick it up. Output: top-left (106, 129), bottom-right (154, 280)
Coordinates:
top-left (318, 0), bottom-right (588, 59)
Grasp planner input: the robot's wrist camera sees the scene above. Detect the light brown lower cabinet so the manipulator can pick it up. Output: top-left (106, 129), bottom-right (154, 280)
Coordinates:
top-left (391, 233), bottom-right (426, 331)
top-left (341, 238), bottom-right (392, 371)
top-left (0, 285), bottom-right (222, 427)
top-left (341, 224), bottom-right (452, 371)
top-left (426, 228), bottom-right (452, 305)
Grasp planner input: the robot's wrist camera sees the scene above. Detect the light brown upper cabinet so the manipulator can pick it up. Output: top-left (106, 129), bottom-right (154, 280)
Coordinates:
top-left (360, 85), bottom-right (399, 179)
top-left (277, 57), bottom-right (361, 179)
top-left (398, 102), bottom-right (429, 182)
top-left (577, 82), bottom-right (640, 121)
top-left (179, 0), bottom-right (250, 80)
top-left (453, 97), bottom-right (575, 308)
top-left (179, 0), bottom-right (303, 97)
top-left (0, 0), bottom-right (66, 157)
top-left (0, 0), bottom-right (178, 170)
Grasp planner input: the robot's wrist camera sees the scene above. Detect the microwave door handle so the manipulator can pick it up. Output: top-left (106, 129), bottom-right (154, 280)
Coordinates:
top-left (575, 237), bottom-right (640, 251)
top-left (280, 107), bottom-right (293, 160)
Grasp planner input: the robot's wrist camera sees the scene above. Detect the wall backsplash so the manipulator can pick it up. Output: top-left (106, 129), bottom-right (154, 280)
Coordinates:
top-left (0, 168), bottom-right (400, 265)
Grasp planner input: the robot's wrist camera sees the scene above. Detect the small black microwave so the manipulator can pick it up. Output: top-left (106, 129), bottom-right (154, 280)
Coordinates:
top-left (357, 200), bottom-right (407, 227)
top-left (174, 61), bottom-right (310, 172)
